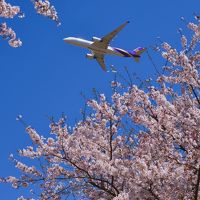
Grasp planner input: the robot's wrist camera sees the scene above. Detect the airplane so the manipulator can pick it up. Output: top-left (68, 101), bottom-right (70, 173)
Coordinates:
top-left (63, 21), bottom-right (146, 71)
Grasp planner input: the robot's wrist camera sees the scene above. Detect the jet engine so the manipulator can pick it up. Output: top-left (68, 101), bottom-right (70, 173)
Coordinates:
top-left (86, 53), bottom-right (95, 59)
top-left (92, 37), bottom-right (101, 42)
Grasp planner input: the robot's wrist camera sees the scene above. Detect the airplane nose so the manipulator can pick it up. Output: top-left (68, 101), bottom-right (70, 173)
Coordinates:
top-left (63, 37), bottom-right (70, 42)
top-left (63, 37), bottom-right (75, 44)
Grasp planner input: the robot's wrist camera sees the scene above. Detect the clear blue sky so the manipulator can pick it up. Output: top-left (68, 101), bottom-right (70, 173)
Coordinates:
top-left (1, 0), bottom-right (200, 199)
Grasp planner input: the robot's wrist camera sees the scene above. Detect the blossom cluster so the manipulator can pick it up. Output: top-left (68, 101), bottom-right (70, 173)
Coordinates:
top-left (0, 23), bottom-right (22, 47)
top-left (0, 0), bottom-right (22, 47)
top-left (32, 0), bottom-right (60, 26)
top-left (161, 18), bottom-right (200, 88)
top-left (0, 0), bottom-right (20, 18)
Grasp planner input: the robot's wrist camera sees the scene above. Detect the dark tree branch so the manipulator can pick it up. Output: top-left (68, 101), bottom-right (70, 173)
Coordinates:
top-left (88, 180), bottom-right (116, 197)
top-left (194, 166), bottom-right (200, 200)
top-left (190, 84), bottom-right (200, 106)
top-left (109, 119), bottom-right (113, 161)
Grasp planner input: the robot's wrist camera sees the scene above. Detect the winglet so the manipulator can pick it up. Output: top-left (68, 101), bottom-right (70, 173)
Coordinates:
top-left (116, 21), bottom-right (130, 32)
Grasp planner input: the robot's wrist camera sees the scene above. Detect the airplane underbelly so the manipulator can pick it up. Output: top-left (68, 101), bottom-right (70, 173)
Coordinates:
top-left (90, 46), bottom-right (123, 56)
top-left (106, 48), bottom-right (123, 56)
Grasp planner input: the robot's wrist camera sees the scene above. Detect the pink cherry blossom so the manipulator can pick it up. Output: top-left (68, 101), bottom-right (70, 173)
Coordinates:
top-left (31, 0), bottom-right (60, 26)
top-left (0, 23), bottom-right (22, 47)
top-left (0, 0), bottom-right (21, 18)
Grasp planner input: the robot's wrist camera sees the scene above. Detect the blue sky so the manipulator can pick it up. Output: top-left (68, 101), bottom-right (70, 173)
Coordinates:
top-left (1, 0), bottom-right (200, 199)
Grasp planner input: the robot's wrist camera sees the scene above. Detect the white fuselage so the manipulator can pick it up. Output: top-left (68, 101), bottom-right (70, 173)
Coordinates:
top-left (64, 37), bottom-right (123, 57)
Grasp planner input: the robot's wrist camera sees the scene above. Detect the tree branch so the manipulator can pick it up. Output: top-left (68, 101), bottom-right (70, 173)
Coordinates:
top-left (194, 166), bottom-right (200, 200)
top-left (190, 84), bottom-right (200, 106)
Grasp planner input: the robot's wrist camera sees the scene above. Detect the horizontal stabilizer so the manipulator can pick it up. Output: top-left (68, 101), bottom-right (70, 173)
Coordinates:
top-left (129, 47), bottom-right (146, 62)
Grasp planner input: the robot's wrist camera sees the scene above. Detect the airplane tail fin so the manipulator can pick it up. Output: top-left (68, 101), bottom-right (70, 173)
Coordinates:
top-left (129, 47), bottom-right (146, 62)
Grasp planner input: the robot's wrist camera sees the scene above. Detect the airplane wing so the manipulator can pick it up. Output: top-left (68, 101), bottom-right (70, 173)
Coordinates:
top-left (92, 21), bottom-right (129, 49)
top-left (95, 54), bottom-right (106, 71)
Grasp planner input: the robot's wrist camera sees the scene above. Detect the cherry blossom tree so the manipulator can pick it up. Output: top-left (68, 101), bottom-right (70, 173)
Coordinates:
top-left (1, 17), bottom-right (200, 200)
top-left (0, 0), bottom-right (60, 47)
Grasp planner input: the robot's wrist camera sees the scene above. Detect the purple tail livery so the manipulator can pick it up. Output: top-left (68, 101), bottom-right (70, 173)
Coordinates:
top-left (128, 47), bottom-right (147, 62)
top-left (114, 47), bottom-right (146, 62)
